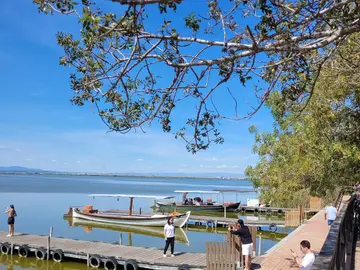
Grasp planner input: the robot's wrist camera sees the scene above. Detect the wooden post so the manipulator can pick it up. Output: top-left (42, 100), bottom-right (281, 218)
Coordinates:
top-left (258, 233), bottom-right (262, 256)
top-left (129, 232), bottom-right (133, 246)
top-left (87, 253), bottom-right (90, 266)
top-left (129, 197), bottom-right (134, 216)
top-left (119, 233), bottom-right (123, 245)
top-left (224, 205), bottom-right (227, 218)
top-left (10, 243), bottom-right (13, 255)
top-left (139, 207), bottom-right (142, 215)
top-left (47, 226), bottom-right (53, 260)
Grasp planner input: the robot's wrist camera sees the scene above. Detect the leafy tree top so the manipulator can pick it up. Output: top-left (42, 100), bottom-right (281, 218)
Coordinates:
top-left (33, 0), bottom-right (360, 152)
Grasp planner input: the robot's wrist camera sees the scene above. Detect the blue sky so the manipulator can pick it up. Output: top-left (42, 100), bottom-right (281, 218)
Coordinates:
top-left (0, 1), bottom-right (274, 174)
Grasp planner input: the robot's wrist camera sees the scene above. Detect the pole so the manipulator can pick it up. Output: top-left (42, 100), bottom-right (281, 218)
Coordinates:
top-left (129, 197), bottom-right (134, 216)
top-left (47, 226), bottom-right (53, 260)
top-left (119, 233), bottom-right (123, 245)
top-left (224, 205), bottom-right (227, 218)
top-left (258, 233), bottom-right (262, 256)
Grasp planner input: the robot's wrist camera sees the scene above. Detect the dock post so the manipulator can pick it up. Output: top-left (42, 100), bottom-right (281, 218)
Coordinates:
top-left (223, 206), bottom-right (227, 218)
top-left (47, 226), bottom-right (53, 260)
top-left (258, 233), bottom-right (262, 256)
top-left (119, 233), bottom-right (123, 245)
top-left (139, 207), bottom-right (142, 215)
top-left (10, 243), bottom-right (13, 256)
top-left (87, 254), bottom-right (90, 267)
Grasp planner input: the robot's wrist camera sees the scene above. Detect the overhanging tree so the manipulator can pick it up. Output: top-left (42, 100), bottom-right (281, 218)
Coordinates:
top-left (33, 0), bottom-right (360, 152)
top-left (245, 33), bottom-right (360, 207)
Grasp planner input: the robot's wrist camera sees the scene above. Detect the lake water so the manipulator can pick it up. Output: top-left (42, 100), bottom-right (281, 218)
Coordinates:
top-left (0, 174), bottom-right (284, 269)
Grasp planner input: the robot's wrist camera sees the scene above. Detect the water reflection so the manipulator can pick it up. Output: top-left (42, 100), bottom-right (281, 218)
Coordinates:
top-left (0, 255), bottom-right (87, 270)
top-left (65, 217), bottom-right (190, 245)
top-left (64, 216), bottom-right (287, 244)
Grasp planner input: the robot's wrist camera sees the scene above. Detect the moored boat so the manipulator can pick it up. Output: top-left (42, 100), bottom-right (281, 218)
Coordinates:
top-left (154, 190), bottom-right (243, 212)
top-left (155, 201), bottom-right (240, 212)
top-left (65, 194), bottom-right (191, 228)
top-left (67, 217), bottom-right (190, 245)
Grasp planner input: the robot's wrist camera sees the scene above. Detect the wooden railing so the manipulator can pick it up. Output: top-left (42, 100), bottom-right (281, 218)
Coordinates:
top-left (312, 194), bottom-right (358, 269)
top-left (334, 191), bottom-right (343, 210)
top-left (285, 205), bottom-right (305, 227)
top-left (206, 227), bottom-right (257, 269)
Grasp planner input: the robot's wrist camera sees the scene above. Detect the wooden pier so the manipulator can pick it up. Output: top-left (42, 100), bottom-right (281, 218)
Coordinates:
top-left (188, 215), bottom-right (285, 229)
top-left (0, 232), bottom-right (205, 270)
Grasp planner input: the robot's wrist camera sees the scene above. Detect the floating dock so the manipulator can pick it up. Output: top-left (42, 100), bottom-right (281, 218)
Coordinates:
top-left (187, 215), bottom-right (285, 229)
top-left (0, 232), bottom-right (205, 270)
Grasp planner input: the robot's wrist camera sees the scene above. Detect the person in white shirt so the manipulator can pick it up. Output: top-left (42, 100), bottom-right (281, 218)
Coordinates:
top-left (163, 217), bottom-right (175, 257)
top-left (325, 203), bottom-right (337, 228)
top-left (291, 240), bottom-right (315, 270)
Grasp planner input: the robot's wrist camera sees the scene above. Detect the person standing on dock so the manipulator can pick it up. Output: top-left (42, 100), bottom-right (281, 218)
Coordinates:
top-left (163, 217), bottom-right (175, 257)
top-left (291, 240), bottom-right (315, 270)
top-left (228, 219), bottom-right (253, 270)
top-left (324, 203), bottom-right (337, 228)
top-left (4, 205), bottom-right (16, 237)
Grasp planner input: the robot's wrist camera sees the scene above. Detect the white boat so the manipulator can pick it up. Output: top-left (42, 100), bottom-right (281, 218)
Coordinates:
top-left (69, 217), bottom-right (190, 245)
top-left (67, 194), bottom-right (191, 228)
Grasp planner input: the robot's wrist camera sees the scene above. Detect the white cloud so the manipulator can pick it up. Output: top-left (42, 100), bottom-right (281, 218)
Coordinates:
top-left (200, 165), bottom-right (212, 168)
top-left (203, 156), bottom-right (219, 162)
top-left (24, 158), bottom-right (32, 161)
top-left (0, 127), bottom-right (256, 174)
top-left (51, 160), bottom-right (57, 163)
top-left (15, 148), bottom-right (21, 152)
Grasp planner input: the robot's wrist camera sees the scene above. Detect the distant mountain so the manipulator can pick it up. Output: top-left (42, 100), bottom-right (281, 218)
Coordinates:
top-left (0, 166), bottom-right (44, 172)
top-left (0, 166), bottom-right (245, 179)
top-left (117, 172), bottom-right (246, 178)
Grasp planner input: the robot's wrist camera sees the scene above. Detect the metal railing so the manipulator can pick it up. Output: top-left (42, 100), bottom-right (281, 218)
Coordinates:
top-left (312, 194), bottom-right (358, 269)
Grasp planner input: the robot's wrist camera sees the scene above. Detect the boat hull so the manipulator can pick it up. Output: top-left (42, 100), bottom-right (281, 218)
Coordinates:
top-left (69, 217), bottom-right (190, 245)
top-left (155, 202), bottom-right (241, 212)
top-left (72, 208), bottom-right (190, 228)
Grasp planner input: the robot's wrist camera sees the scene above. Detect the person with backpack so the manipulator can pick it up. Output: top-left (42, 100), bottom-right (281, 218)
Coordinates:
top-left (4, 205), bottom-right (17, 237)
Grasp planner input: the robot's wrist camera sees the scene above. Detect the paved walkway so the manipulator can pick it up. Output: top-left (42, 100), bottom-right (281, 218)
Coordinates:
top-left (257, 196), bottom-right (350, 270)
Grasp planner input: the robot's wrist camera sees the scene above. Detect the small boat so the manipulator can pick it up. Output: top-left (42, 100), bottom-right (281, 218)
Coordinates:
top-left (154, 190), bottom-right (242, 212)
top-left (66, 194), bottom-right (191, 228)
top-left (67, 217), bottom-right (190, 245)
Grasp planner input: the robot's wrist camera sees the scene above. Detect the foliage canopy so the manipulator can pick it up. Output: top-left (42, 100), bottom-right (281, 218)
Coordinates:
top-left (33, 0), bottom-right (360, 152)
top-left (245, 34), bottom-right (360, 207)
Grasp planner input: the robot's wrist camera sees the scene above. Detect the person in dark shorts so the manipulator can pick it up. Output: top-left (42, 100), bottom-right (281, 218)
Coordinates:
top-left (4, 205), bottom-right (16, 237)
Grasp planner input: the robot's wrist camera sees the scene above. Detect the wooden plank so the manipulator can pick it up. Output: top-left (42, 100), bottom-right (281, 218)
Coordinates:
top-left (0, 231), bottom-right (206, 269)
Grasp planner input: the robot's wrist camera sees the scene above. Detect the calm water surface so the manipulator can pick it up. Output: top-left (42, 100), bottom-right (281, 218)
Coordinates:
top-left (0, 175), bottom-right (284, 269)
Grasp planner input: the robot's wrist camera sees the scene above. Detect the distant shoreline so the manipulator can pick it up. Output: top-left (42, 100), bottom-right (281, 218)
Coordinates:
top-left (0, 171), bottom-right (248, 180)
